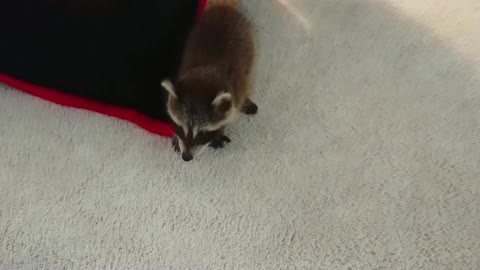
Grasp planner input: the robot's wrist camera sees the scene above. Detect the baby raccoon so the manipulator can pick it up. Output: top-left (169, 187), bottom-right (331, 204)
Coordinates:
top-left (162, 0), bottom-right (257, 161)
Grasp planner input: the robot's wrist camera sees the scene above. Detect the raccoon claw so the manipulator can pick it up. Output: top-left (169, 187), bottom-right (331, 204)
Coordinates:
top-left (242, 99), bottom-right (258, 115)
top-left (209, 135), bottom-right (231, 149)
top-left (172, 136), bottom-right (180, 153)
top-left (222, 135), bottom-right (232, 144)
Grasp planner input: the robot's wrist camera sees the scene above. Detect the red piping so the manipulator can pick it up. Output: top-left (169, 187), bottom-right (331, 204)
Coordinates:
top-left (0, 73), bottom-right (174, 137)
top-left (196, 0), bottom-right (208, 21)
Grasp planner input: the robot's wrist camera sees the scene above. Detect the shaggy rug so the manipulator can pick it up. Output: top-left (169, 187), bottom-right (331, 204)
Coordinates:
top-left (1, 0), bottom-right (479, 269)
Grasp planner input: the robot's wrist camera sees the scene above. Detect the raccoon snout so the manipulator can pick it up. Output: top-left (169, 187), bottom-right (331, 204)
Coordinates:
top-left (182, 152), bottom-right (193, 162)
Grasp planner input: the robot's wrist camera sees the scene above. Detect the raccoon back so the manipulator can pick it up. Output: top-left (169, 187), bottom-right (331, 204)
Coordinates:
top-left (179, 5), bottom-right (254, 103)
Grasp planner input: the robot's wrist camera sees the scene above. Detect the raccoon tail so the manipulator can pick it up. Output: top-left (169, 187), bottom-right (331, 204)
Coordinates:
top-left (206, 0), bottom-right (237, 8)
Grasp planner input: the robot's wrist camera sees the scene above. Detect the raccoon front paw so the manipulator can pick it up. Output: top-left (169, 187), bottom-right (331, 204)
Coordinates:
top-left (241, 98), bottom-right (258, 115)
top-left (209, 135), bottom-right (231, 149)
top-left (172, 136), bottom-right (180, 153)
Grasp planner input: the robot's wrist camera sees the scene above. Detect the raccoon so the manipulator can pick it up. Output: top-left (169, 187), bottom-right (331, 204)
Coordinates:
top-left (162, 0), bottom-right (257, 161)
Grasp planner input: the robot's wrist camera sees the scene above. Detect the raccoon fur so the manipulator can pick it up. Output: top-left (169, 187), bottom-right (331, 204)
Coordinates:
top-left (162, 0), bottom-right (257, 161)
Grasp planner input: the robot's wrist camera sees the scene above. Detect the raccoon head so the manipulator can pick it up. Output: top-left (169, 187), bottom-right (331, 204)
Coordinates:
top-left (161, 74), bottom-right (237, 161)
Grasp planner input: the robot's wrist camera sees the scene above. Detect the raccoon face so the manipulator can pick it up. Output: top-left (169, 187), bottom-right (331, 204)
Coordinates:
top-left (162, 79), bottom-right (236, 161)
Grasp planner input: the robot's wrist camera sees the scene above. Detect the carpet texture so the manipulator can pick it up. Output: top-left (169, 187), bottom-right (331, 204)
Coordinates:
top-left (1, 0), bottom-right (479, 269)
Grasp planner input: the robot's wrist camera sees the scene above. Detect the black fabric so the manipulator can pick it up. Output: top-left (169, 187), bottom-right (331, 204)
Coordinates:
top-left (0, 0), bottom-right (198, 121)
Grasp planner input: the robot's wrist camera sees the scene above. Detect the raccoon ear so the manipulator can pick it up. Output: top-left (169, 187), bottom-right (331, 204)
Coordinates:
top-left (161, 79), bottom-right (177, 99)
top-left (212, 92), bottom-right (232, 113)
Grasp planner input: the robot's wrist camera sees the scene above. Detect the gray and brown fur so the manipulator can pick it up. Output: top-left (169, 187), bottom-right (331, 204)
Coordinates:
top-left (162, 0), bottom-right (257, 161)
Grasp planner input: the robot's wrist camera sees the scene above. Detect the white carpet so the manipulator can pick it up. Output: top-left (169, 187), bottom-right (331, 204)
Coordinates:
top-left (1, 0), bottom-right (479, 269)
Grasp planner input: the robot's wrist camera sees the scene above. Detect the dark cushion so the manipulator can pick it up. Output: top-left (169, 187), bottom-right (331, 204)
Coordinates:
top-left (0, 0), bottom-right (206, 136)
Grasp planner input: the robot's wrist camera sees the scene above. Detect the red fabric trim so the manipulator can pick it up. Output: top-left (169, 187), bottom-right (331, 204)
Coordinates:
top-left (0, 73), bottom-right (174, 137)
top-left (0, 0), bottom-right (208, 138)
top-left (196, 0), bottom-right (208, 20)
